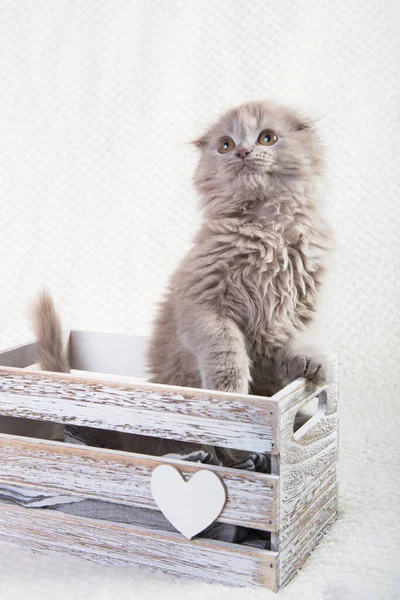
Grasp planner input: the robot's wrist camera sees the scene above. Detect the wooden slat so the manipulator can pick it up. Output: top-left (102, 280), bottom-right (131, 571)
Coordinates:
top-left (69, 331), bottom-right (149, 378)
top-left (278, 482), bottom-right (337, 584)
top-left (0, 341), bottom-right (38, 368)
top-left (0, 433), bottom-right (278, 531)
top-left (272, 369), bottom-right (339, 588)
top-left (0, 367), bottom-right (278, 453)
top-left (0, 502), bottom-right (278, 589)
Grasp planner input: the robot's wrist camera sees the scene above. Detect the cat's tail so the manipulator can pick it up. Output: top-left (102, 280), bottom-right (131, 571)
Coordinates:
top-left (31, 291), bottom-right (70, 373)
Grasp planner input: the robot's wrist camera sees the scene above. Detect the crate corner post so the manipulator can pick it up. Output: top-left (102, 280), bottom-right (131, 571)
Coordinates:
top-left (272, 369), bottom-right (339, 590)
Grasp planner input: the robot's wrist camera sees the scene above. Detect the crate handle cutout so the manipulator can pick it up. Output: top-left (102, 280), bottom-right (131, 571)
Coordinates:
top-left (293, 389), bottom-right (328, 442)
top-left (151, 465), bottom-right (227, 539)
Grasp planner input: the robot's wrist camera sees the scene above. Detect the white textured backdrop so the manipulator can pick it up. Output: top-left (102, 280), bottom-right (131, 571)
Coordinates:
top-left (0, 1), bottom-right (399, 599)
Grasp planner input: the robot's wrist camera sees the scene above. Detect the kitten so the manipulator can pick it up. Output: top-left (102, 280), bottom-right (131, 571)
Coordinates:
top-left (32, 100), bottom-right (331, 463)
top-left (148, 99), bottom-right (331, 396)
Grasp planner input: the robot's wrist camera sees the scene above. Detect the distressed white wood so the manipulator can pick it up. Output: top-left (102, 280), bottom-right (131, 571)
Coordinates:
top-left (0, 367), bottom-right (278, 453)
top-left (0, 333), bottom-right (339, 590)
top-left (271, 362), bottom-right (339, 588)
top-left (69, 331), bottom-right (149, 378)
top-left (293, 390), bottom-right (327, 441)
top-left (151, 465), bottom-right (227, 539)
top-left (0, 502), bottom-right (279, 589)
top-left (0, 433), bottom-right (278, 531)
top-left (0, 340), bottom-right (64, 440)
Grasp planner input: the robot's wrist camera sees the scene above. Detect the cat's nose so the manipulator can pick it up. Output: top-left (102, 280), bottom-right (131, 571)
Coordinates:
top-left (236, 147), bottom-right (252, 159)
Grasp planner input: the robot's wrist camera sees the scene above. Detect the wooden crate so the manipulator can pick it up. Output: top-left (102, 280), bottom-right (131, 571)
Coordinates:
top-left (0, 331), bottom-right (339, 591)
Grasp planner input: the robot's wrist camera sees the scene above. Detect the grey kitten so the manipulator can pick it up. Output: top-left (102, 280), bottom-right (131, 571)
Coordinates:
top-left (148, 99), bottom-right (331, 396)
top-left (32, 100), bottom-right (331, 463)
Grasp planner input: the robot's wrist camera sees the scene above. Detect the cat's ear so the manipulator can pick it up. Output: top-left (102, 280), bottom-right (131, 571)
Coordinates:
top-left (191, 135), bottom-right (208, 149)
top-left (296, 122), bottom-right (312, 131)
top-left (295, 116), bottom-right (317, 131)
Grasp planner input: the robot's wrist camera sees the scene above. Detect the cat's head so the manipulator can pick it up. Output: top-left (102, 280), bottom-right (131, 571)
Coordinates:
top-left (193, 100), bottom-right (324, 218)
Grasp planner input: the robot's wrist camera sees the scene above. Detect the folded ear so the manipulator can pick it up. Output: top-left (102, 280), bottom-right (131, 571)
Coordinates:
top-left (296, 121), bottom-right (312, 131)
top-left (295, 115), bottom-right (318, 131)
top-left (191, 135), bottom-right (208, 149)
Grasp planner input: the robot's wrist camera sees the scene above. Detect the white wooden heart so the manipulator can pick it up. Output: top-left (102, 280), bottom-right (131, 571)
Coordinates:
top-left (151, 465), bottom-right (227, 539)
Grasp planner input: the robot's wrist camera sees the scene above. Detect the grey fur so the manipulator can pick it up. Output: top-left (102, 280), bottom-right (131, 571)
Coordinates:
top-left (31, 291), bottom-right (70, 373)
top-left (148, 100), bottom-right (332, 395)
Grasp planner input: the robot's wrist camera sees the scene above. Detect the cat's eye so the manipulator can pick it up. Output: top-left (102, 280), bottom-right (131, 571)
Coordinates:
top-left (218, 137), bottom-right (235, 154)
top-left (258, 130), bottom-right (278, 146)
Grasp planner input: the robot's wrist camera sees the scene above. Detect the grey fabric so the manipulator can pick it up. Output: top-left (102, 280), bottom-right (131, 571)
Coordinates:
top-left (0, 484), bottom-right (85, 508)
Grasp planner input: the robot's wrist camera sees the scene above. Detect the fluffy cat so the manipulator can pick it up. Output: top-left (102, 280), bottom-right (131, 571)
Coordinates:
top-left (31, 99), bottom-right (331, 463)
top-left (148, 99), bottom-right (331, 395)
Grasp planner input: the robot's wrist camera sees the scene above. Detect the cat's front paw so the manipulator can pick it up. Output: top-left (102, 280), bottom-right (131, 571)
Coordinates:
top-left (288, 355), bottom-right (327, 385)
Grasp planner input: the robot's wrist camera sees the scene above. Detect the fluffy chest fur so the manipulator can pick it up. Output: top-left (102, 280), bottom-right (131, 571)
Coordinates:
top-left (174, 210), bottom-right (326, 357)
